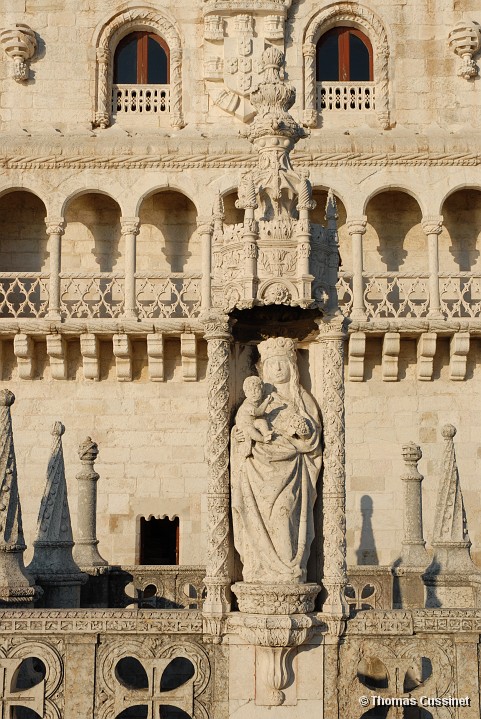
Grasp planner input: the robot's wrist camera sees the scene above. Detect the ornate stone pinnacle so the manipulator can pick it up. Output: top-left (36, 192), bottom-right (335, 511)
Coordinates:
top-left (298, 177), bottom-right (314, 211)
top-left (245, 175), bottom-right (258, 210)
top-left (325, 189), bottom-right (339, 222)
top-left (441, 423), bottom-right (456, 439)
top-left (0, 389), bottom-right (15, 407)
top-left (402, 442), bottom-right (422, 465)
top-left (73, 435), bottom-right (107, 568)
top-left (78, 436), bottom-right (99, 464)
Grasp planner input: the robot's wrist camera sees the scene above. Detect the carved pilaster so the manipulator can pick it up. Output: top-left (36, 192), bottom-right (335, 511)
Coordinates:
top-left (202, 312), bottom-right (233, 626)
top-left (170, 48), bottom-right (185, 129)
top-left (302, 43), bottom-right (317, 127)
top-left (317, 318), bottom-right (348, 617)
top-left (94, 47), bottom-right (111, 129)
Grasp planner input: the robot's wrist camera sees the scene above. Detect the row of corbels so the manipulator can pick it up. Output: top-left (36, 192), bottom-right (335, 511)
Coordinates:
top-left (11, 332), bottom-right (200, 382)
top-left (348, 330), bottom-right (471, 382)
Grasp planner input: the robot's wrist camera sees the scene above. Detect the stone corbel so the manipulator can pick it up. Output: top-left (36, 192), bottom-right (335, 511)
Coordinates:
top-left (14, 334), bottom-right (34, 380)
top-left (147, 333), bottom-right (165, 381)
top-left (450, 332), bottom-right (470, 381)
top-left (46, 334), bottom-right (67, 380)
top-left (348, 332), bottom-right (366, 382)
top-left (181, 333), bottom-right (198, 382)
top-left (382, 332), bottom-right (400, 382)
top-left (80, 334), bottom-right (100, 381)
top-left (417, 332), bottom-right (437, 381)
top-left (0, 24), bottom-right (37, 82)
top-left (113, 334), bottom-right (132, 382)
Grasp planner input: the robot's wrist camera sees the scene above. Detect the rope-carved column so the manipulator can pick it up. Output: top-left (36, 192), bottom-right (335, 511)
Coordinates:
top-left (317, 316), bottom-right (349, 618)
top-left (94, 47), bottom-right (110, 129)
top-left (375, 45), bottom-right (390, 130)
top-left (170, 48), bottom-right (185, 129)
top-left (303, 43), bottom-right (317, 128)
top-left (202, 312), bottom-right (233, 633)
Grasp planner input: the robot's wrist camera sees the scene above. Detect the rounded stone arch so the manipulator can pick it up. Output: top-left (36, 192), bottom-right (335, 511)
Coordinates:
top-left (0, 188), bottom-right (49, 273)
top-left (61, 187), bottom-right (124, 218)
top-left (93, 6), bottom-right (184, 130)
top-left (439, 185), bottom-right (481, 272)
top-left (0, 183), bottom-right (50, 213)
top-left (439, 182), bottom-right (481, 214)
top-left (302, 2), bottom-right (390, 129)
top-left (362, 184), bottom-right (426, 217)
top-left (134, 183), bottom-right (199, 218)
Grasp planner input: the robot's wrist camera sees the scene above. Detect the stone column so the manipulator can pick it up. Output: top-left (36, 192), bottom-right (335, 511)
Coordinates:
top-left (197, 218), bottom-right (213, 310)
top-left (170, 48), bottom-right (185, 129)
top-left (422, 215), bottom-right (443, 319)
top-left (324, 191), bottom-right (341, 316)
top-left (400, 443), bottom-right (429, 567)
top-left (121, 217), bottom-right (140, 319)
top-left (302, 43), bottom-right (317, 128)
top-left (72, 437), bottom-right (107, 568)
top-left (242, 176), bottom-right (258, 301)
top-left (94, 47), bottom-right (110, 129)
top-left (317, 317), bottom-right (349, 617)
top-left (45, 218), bottom-right (65, 321)
top-left (202, 312), bottom-right (233, 624)
top-left (347, 217), bottom-right (367, 320)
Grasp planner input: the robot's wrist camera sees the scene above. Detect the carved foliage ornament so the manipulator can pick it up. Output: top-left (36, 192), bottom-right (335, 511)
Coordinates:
top-left (303, 2), bottom-right (390, 129)
top-left (94, 9), bottom-right (184, 129)
top-left (0, 24), bottom-right (37, 82)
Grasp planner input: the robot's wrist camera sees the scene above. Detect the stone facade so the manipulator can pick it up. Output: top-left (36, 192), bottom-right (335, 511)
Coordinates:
top-left (0, 0), bottom-right (480, 716)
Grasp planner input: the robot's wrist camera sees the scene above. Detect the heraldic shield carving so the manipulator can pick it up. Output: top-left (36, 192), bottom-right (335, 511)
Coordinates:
top-left (203, 9), bottom-right (289, 122)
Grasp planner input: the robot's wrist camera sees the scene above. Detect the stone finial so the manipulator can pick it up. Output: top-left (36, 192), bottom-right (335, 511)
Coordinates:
top-left (448, 20), bottom-right (481, 79)
top-left (399, 442), bottom-right (429, 569)
top-left (213, 192), bottom-right (225, 221)
top-left (430, 424), bottom-right (476, 575)
top-left (0, 390), bottom-right (36, 606)
top-left (27, 422), bottom-right (85, 607)
top-left (244, 175), bottom-right (258, 210)
top-left (297, 177), bottom-right (315, 212)
top-left (0, 24), bottom-right (37, 82)
top-left (325, 189), bottom-right (339, 223)
top-left (73, 436), bottom-right (107, 568)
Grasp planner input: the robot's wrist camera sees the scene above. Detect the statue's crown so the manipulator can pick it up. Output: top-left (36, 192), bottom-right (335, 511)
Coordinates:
top-left (258, 337), bottom-right (296, 362)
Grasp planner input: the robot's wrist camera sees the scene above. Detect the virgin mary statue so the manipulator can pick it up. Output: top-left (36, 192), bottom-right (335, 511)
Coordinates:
top-left (231, 337), bottom-right (322, 584)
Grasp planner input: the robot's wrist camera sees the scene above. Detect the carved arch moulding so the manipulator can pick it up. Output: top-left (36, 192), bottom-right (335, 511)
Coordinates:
top-left (303, 2), bottom-right (390, 130)
top-left (93, 7), bottom-right (184, 130)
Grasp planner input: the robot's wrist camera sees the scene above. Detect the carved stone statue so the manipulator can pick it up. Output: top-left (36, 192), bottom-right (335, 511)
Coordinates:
top-left (231, 337), bottom-right (322, 584)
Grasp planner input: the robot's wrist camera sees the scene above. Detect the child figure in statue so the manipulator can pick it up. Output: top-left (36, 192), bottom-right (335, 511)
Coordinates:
top-left (236, 376), bottom-right (273, 458)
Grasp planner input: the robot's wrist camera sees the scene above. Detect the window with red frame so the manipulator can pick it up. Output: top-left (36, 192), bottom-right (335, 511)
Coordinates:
top-left (316, 27), bottom-right (373, 82)
top-left (113, 31), bottom-right (170, 84)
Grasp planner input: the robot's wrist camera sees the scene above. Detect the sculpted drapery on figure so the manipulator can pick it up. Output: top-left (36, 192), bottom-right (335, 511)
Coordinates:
top-left (231, 337), bottom-right (322, 584)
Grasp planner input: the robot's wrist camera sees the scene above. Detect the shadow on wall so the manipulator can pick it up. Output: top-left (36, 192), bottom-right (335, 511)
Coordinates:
top-left (356, 495), bottom-right (379, 566)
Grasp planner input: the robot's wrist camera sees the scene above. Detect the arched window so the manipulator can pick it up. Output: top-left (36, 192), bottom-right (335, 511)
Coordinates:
top-left (316, 27), bottom-right (373, 82)
top-left (113, 32), bottom-right (170, 85)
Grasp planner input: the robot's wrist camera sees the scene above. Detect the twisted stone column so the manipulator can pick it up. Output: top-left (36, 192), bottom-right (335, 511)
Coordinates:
top-left (202, 312), bottom-right (233, 620)
top-left (170, 48), bottom-right (185, 129)
top-left (121, 217), bottom-right (140, 318)
top-left (302, 43), bottom-right (317, 127)
top-left (94, 47), bottom-right (110, 129)
top-left (72, 437), bottom-right (107, 568)
top-left (317, 317), bottom-right (348, 617)
top-left (46, 218), bottom-right (65, 320)
top-left (422, 215), bottom-right (443, 319)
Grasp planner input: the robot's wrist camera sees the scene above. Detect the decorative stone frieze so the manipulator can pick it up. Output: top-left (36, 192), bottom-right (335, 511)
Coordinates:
top-left (27, 422), bottom-right (85, 607)
top-left (448, 20), bottom-right (481, 79)
top-left (0, 24), bottom-right (37, 82)
top-left (0, 390), bottom-right (36, 607)
top-left (72, 437), bottom-right (107, 569)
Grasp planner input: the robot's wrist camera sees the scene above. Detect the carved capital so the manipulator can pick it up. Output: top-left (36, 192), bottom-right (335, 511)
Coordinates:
top-left (316, 315), bottom-right (347, 340)
top-left (45, 218), bottom-right (65, 236)
top-left (120, 217), bottom-right (140, 236)
top-left (302, 42), bottom-right (316, 58)
top-left (94, 111), bottom-right (110, 129)
top-left (347, 217), bottom-right (367, 236)
top-left (422, 215), bottom-right (443, 236)
top-left (201, 311), bottom-right (233, 341)
top-left (196, 217), bottom-right (214, 235)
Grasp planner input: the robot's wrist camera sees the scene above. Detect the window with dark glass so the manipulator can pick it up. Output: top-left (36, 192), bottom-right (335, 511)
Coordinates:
top-left (139, 516), bottom-right (179, 565)
top-left (114, 32), bottom-right (170, 84)
top-left (316, 27), bottom-right (373, 82)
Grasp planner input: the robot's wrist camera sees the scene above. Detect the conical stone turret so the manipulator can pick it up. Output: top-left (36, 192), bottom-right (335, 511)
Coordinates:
top-left (27, 421), bottom-right (85, 607)
top-left (0, 389), bottom-right (36, 606)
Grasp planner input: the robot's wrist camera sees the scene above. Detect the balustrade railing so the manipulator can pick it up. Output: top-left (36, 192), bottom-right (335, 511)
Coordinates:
top-left (112, 84), bottom-right (170, 115)
top-left (317, 81), bottom-right (376, 111)
top-left (60, 273), bottom-right (125, 318)
top-left (363, 273), bottom-right (430, 319)
top-left (0, 273), bottom-right (49, 318)
top-left (136, 273), bottom-right (202, 319)
top-left (439, 273), bottom-right (481, 318)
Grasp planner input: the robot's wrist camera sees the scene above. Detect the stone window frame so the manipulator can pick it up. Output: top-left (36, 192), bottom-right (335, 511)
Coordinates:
top-left (93, 9), bottom-right (184, 130)
top-left (303, 2), bottom-right (390, 130)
